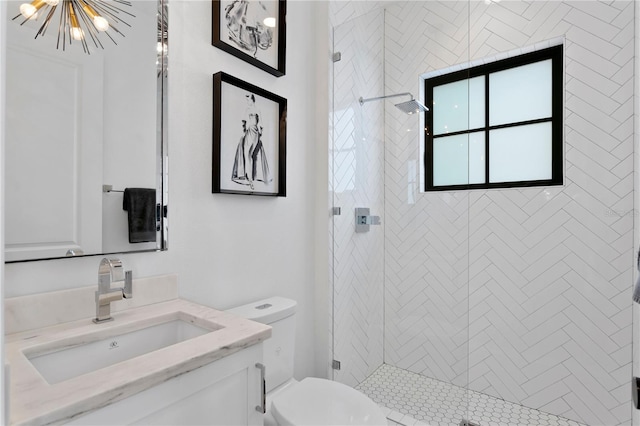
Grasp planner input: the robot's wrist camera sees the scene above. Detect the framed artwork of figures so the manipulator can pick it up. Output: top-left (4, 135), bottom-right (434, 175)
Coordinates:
top-left (212, 72), bottom-right (287, 197)
top-left (212, 0), bottom-right (287, 77)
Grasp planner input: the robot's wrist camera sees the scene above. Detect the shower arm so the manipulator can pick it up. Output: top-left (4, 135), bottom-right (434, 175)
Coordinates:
top-left (359, 92), bottom-right (414, 105)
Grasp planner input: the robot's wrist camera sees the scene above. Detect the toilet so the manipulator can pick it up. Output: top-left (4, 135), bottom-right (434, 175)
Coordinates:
top-left (228, 297), bottom-right (388, 426)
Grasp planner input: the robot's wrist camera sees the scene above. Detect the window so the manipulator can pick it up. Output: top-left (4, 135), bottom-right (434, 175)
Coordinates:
top-left (424, 45), bottom-right (563, 191)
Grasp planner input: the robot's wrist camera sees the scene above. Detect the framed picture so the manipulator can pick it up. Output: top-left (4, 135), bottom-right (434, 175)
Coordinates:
top-left (213, 72), bottom-right (287, 197)
top-left (212, 0), bottom-right (287, 77)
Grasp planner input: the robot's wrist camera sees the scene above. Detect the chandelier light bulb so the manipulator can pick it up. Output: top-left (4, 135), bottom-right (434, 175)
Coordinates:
top-left (71, 26), bottom-right (84, 40)
top-left (263, 17), bottom-right (276, 28)
top-left (93, 15), bottom-right (109, 31)
top-left (68, 2), bottom-right (84, 40)
top-left (19, 3), bottom-right (37, 18)
top-left (81, 1), bottom-right (108, 31)
top-left (19, 0), bottom-right (46, 19)
top-left (44, 0), bottom-right (59, 5)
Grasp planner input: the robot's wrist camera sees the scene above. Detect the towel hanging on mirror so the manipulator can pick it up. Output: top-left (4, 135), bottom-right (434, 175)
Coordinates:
top-left (123, 188), bottom-right (156, 243)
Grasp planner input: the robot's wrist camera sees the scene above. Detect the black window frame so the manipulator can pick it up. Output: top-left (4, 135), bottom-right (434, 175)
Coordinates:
top-left (424, 45), bottom-right (563, 191)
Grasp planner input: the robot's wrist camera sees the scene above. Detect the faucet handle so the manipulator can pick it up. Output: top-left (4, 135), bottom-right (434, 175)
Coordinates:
top-left (123, 270), bottom-right (133, 298)
top-left (110, 259), bottom-right (124, 282)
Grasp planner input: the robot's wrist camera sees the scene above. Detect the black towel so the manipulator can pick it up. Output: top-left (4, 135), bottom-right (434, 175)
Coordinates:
top-left (123, 188), bottom-right (157, 243)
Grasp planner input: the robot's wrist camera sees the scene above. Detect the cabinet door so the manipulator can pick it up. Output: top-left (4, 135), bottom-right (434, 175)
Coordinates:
top-left (66, 344), bottom-right (263, 425)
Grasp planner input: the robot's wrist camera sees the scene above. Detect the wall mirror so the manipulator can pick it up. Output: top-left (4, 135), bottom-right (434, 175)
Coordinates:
top-left (4, 0), bottom-right (168, 262)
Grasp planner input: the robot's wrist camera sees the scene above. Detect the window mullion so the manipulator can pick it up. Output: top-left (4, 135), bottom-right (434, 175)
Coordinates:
top-left (487, 116), bottom-right (552, 131)
top-left (484, 73), bottom-right (490, 185)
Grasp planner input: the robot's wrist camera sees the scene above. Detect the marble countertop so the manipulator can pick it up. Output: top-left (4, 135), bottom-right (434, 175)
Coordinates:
top-left (5, 299), bottom-right (271, 425)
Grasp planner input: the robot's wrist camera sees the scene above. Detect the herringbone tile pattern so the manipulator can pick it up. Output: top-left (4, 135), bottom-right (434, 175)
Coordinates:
top-left (329, 0), bottom-right (384, 28)
top-left (384, 0), bottom-right (472, 390)
top-left (329, 1), bottom-right (634, 424)
top-left (383, 1), bottom-right (635, 425)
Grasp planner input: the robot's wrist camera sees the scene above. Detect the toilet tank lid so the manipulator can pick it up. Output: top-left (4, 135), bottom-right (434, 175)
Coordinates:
top-left (227, 297), bottom-right (297, 324)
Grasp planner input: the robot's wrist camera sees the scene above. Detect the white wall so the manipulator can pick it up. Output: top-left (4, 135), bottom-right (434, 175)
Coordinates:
top-left (0, 0), bottom-right (6, 422)
top-left (3, 0), bottom-right (330, 382)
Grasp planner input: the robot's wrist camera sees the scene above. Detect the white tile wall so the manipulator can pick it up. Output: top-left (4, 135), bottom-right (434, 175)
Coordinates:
top-left (383, 1), bottom-right (635, 425)
top-left (383, 0), bottom-right (471, 390)
top-left (329, 1), bottom-right (384, 28)
top-left (329, 1), bottom-right (635, 424)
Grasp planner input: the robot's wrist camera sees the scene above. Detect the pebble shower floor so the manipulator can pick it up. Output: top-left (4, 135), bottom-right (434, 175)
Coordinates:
top-left (356, 364), bottom-right (586, 426)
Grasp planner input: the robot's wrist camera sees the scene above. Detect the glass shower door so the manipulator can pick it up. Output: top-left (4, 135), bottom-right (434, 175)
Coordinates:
top-left (330, 8), bottom-right (386, 389)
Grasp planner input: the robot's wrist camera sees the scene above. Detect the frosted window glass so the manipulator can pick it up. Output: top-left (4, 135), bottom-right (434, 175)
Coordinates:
top-left (433, 80), bottom-right (468, 135)
top-left (433, 132), bottom-right (485, 186)
top-left (468, 131), bottom-right (485, 184)
top-left (468, 77), bottom-right (485, 130)
top-left (433, 134), bottom-right (469, 186)
top-left (489, 122), bottom-right (552, 183)
top-left (489, 60), bottom-right (552, 126)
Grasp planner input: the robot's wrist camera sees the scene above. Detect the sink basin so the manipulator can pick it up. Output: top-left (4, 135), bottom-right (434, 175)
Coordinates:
top-left (6, 299), bottom-right (271, 426)
top-left (27, 319), bottom-right (211, 384)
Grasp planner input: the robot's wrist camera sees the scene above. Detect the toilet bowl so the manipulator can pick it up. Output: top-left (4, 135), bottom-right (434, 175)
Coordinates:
top-left (269, 377), bottom-right (387, 426)
top-left (228, 297), bottom-right (387, 426)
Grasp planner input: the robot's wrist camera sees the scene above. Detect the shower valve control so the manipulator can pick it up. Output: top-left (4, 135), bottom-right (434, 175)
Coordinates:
top-left (355, 207), bottom-right (381, 233)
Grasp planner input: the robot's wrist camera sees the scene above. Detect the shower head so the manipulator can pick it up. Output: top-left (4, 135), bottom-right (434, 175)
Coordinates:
top-left (359, 92), bottom-right (429, 115)
top-left (395, 99), bottom-right (429, 115)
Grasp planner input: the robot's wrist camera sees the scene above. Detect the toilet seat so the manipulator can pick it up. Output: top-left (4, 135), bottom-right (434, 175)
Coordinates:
top-left (270, 377), bottom-right (388, 425)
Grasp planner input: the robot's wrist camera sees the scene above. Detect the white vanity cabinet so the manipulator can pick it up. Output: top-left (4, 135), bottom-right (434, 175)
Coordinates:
top-left (7, 299), bottom-right (270, 425)
top-left (66, 343), bottom-right (264, 425)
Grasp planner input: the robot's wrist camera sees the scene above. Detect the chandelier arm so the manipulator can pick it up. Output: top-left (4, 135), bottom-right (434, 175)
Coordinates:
top-left (107, 22), bottom-right (126, 37)
top-left (71, 0), bottom-right (91, 53)
top-left (103, 30), bottom-right (118, 45)
top-left (90, 5), bottom-right (131, 30)
top-left (12, 14), bottom-right (27, 22)
top-left (74, 0), bottom-right (101, 49)
top-left (56, 0), bottom-right (67, 50)
top-left (36, 5), bottom-right (57, 38)
top-left (93, 0), bottom-right (135, 21)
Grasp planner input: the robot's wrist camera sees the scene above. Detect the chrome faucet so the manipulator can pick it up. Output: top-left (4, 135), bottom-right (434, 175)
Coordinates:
top-left (93, 258), bottom-right (133, 323)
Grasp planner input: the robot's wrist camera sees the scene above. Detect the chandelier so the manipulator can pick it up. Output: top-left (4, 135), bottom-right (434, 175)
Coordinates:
top-left (12, 0), bottom-right (134, 54)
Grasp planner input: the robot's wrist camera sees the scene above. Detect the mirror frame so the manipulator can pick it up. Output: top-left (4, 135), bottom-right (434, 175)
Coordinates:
top-left (5, 0), bottom-right (168, 263)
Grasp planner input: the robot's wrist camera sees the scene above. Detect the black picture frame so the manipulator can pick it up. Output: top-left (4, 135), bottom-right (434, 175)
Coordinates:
top-left (212, 0), bottom-right (287, 77)
top-left (213, 72), bottom-right (287, 197)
